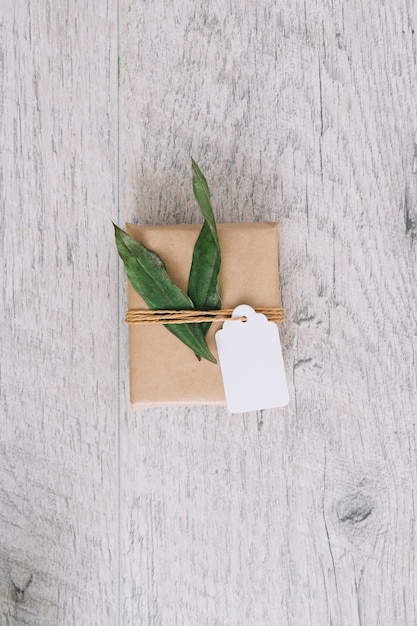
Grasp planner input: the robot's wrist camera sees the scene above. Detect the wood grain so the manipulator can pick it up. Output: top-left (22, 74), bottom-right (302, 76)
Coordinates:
top-left (1, 0), bottom-right (416, 623)
top-left (120, 0), bottom-right (417, 624)
top-left (0, 2), bottom-right (118, 624)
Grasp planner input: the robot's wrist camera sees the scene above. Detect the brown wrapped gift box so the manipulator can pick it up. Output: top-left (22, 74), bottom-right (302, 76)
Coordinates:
top-left (126, 222), bottom-right (280, 409)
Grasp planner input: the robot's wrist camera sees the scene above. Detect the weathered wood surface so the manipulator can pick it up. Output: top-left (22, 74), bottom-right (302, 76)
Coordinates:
top-left (0, 2), bottom-right (118, 625)
top-left (2, 0), bottom-right (417, 624)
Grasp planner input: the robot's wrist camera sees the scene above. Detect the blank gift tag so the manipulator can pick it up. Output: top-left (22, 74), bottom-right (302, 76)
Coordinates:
top-left (215, 304), bottom-right (289, 413)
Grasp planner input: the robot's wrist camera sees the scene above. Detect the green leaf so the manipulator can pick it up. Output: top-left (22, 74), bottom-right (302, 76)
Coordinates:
top-left (114, 224), bottom-right (217, 363)
top-left (188, 159), bottom-right (222, 336)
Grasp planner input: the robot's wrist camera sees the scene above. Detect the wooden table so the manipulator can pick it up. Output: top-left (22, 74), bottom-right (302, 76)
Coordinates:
top-left (2, 1), bottom-right (416, 624)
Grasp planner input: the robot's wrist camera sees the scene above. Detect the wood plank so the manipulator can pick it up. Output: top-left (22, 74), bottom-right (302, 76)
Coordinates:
top-left (120, 0), bottom-right (417, 624)
top-left (0, 2), bottom-right (118, 624)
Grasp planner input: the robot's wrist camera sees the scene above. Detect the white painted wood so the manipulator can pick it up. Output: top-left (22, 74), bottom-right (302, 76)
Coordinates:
top-left (0, 2), bottom-right (118, 625)
top-left (2, 0), bottom-right (417, 624)
top-left (120, 1), bottom-right (417, 625)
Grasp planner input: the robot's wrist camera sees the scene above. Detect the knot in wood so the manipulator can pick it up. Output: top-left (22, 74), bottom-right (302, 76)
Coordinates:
top-left (336, 492), bottom-right (374, 524)
top-left (10, 573), bottom-right (33, 604)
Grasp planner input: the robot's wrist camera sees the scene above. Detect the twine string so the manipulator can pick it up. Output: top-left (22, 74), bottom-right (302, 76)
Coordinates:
top-left (125, 307), bottom-right (284, 325)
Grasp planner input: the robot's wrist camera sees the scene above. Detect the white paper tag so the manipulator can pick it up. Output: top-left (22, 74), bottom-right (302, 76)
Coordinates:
top-left (215, 304), bottom-right (289, 413)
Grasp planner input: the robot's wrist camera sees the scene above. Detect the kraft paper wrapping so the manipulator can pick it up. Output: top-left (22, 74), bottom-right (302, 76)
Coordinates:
top-left (126, 222), bottom-right (280, 409)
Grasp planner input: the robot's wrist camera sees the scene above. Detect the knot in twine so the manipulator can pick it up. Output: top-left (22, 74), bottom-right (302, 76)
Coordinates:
top-left (125, 307), bottom-right (284, 325)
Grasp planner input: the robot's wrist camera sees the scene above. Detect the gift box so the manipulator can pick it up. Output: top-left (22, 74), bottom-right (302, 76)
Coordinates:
top-left (125, 221), bottom-right (281, 409)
